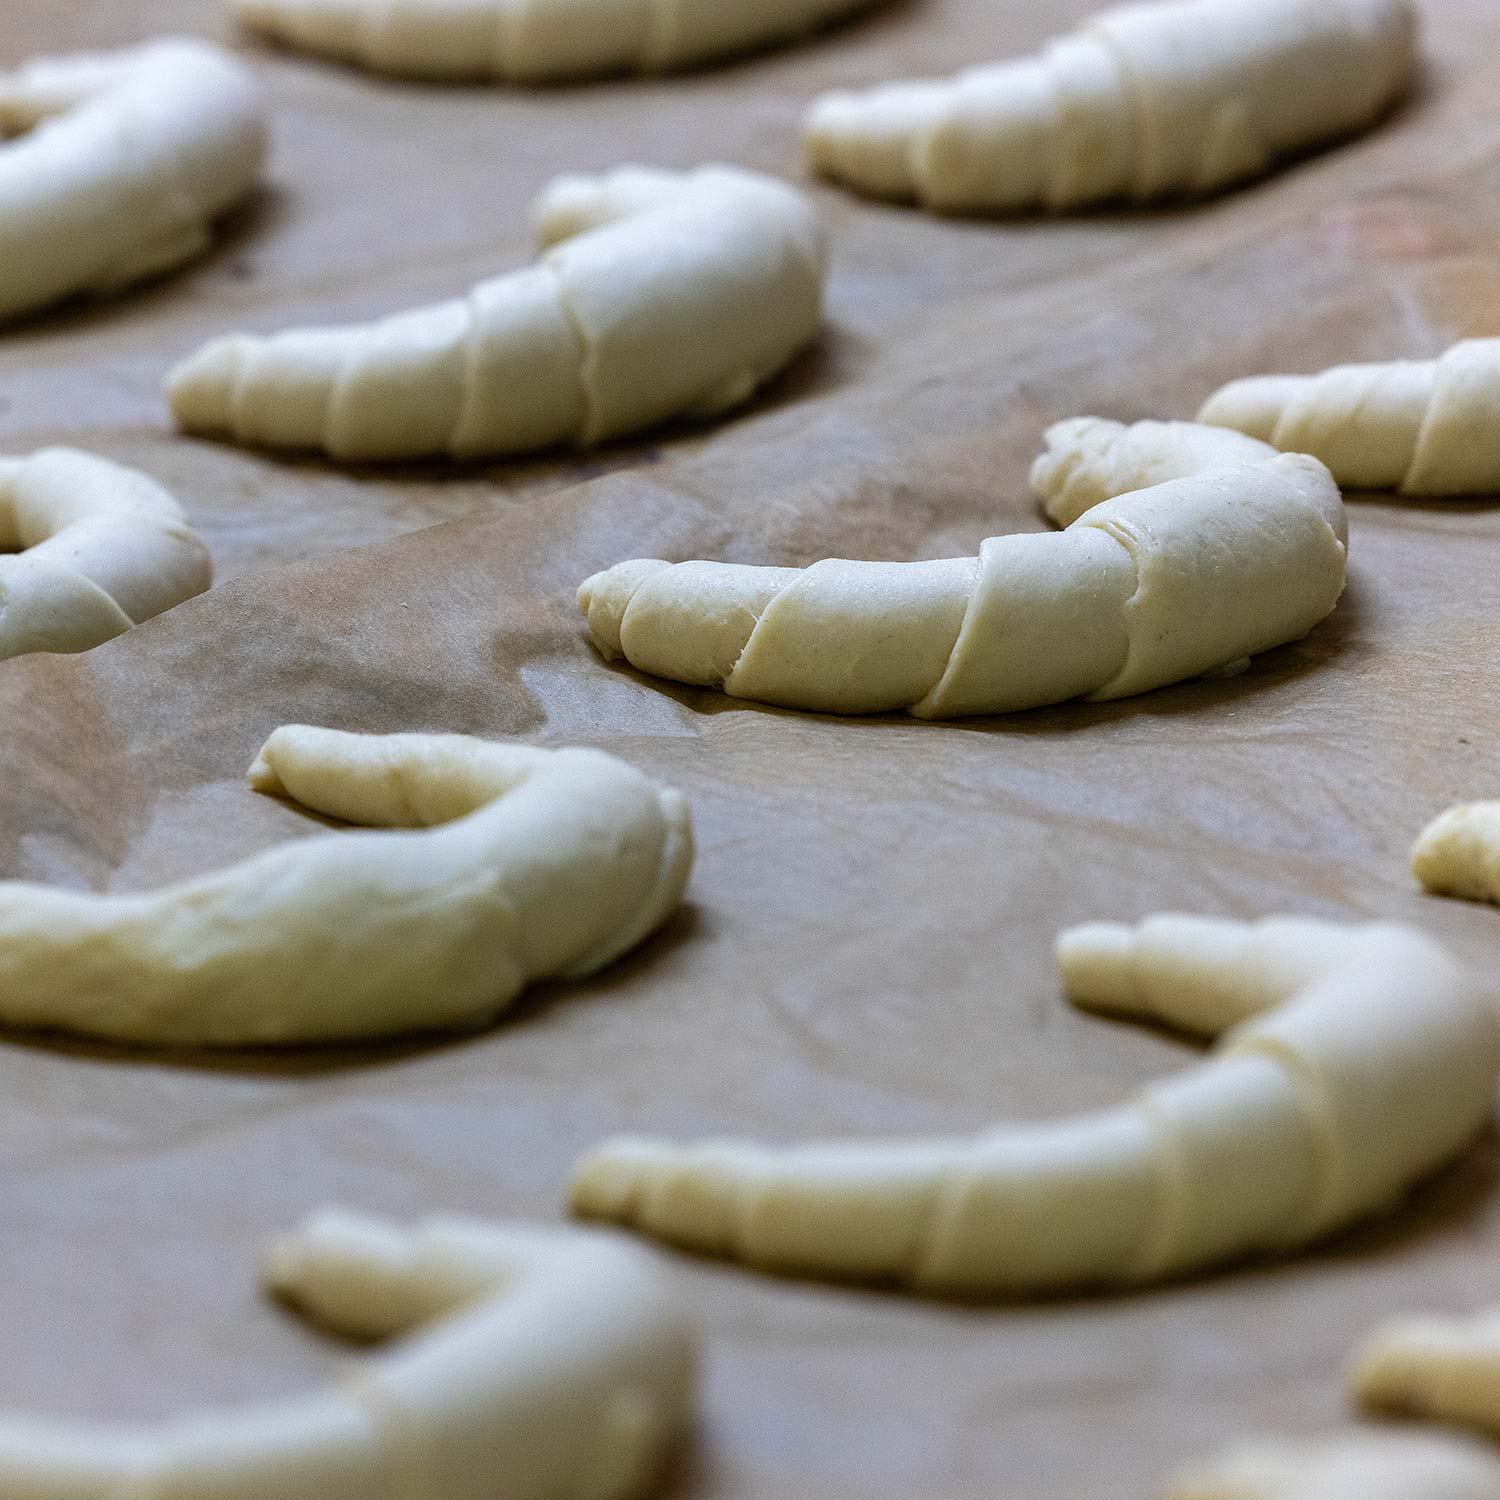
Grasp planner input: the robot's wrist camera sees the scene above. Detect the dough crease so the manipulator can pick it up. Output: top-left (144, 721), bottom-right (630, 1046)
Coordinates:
top-left (580, 418), bottom-right (1347, 719)
top-left (0, 449), bottom-right (211, 657)
top-left (1201, 338), bottom-right (1500, 495)
top-left (0, 726), bottom-right (692, 1046)
top-left (0, 1209), bottom-right (695, 1500)
top-left (168, 165), bottom-right (825, 462)
top-left (570, 917), bottom-right (1498, 1296)
top-left (803, 0), bottom-right (1416, 211)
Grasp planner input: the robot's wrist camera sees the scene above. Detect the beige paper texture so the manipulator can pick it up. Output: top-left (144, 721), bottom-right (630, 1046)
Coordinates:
top-left (3, 0), bottom-right (1500, 1495)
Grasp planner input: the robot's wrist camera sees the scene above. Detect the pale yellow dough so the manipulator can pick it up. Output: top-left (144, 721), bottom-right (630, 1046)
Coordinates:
top-left (580, 418), bottom-right (1347, 719)
top-left (0, 39), bottom-right (265, 322)
top-left (1412, 802), bottom-right (1500, 904)
top-left (0, 449), bottom-right (211, 657)
top-left (1201, 339), bottom-right (1500, 495)
top-left (168, 164), bottom-right (825, 462)
top-left (1170, 1431), bottom-right (1500, 1499)
top-left (0, 1209), bottom-right (696, 1499)
top-left (236, 0), bottom-right (884, 79)
top-left (0, 725), bottom-right (692, 1046)
top-left (570, 916), bottom-right (1496, 1296)
top-left (803, 0), bottom-right (1415, 211)
top-left (1354, 1307), bottom-right (1500, 1438)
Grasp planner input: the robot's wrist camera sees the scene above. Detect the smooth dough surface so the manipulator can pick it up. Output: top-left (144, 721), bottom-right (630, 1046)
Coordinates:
top-left (168, 164), bottom-right (825, 462)
top-left (580, 418), bottom-right (1347, 719)
top-left (570, 916), bottom-right (1497, 1296)
top-left (0, 725), bottom-right (692, 1046)
top-left (1412, 801), bottom-right (1500, 905)
top-left (0, 39), bottom-right (265, 322)
top-left (236, 0), bottom-right (885, 79)
top-left (0, 449), bottom-right (211, 657)
top-left (1201, 338), bottom-right (1500, 495)
top-left (0, 1209), bottom-right (696, 1500)
top-left (803, 0), bottom-right (1416, 211)
top-left (1170, 1431), bottom-right (1500, 1499)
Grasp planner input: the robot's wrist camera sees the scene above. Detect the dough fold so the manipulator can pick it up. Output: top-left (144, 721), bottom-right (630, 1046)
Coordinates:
top-left (569, 916), bottom-right (1496, 1296)
top-left (236, 0), bottom-right (884, 79)
top-left (0, 449), bottom-right (211, 657)
top-left (0, 39), bottom-right (265, 322)
top-left (0, 1209), bottom-right (695, 1500)
top-left (803, 0), bottom-right (1416, 211)
top-left (580, 418), bottom-right (1347, 719)
top-left (1169, 1431), bottom-right (1500, 1499)
top-left (1200, 338), bottom-right (1500, 494)
top-left (0, 725), bottom-right (692, 1046)
top-left (167, 164), bottom-right (825, 461)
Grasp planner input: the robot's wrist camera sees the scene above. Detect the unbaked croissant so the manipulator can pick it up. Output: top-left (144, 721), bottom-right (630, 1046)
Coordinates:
top-left (570, 916), bottom-right (1497, 1296)
top-left (0, 725), bottom-right (691, 1046)
top-left (0, 39), bottom-right (265, 322)
top-left (803, 0), bottom-right (1416, 212)
top-left (1171, 1431), bottom-right (1500, 1499)
top-left (580, 418), bottom-right (1347, 718)
top-left (236, 0), bottom-right (884, 80)
top-left (0, 448), bottom-right (211, 656)
top-left (168, 164), bottom-right (825, 462)
top-left (0, 1209), bottom-right (695, 1500)
top-left (1201, 338), bottom-right (1500, 495)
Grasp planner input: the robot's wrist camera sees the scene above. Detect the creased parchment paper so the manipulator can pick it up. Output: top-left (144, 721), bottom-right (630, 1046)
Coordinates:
top-left (4, 1), bottom-right (1500, 1496)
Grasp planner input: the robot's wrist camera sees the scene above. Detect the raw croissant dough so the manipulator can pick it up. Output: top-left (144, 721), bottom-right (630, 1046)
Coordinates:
top-left (1170, 1431), bottom-right (1500, 1500)
top-left (580, 418), bottom-right (1347, 718)
top-left (1412, 802), bottom-right (1500, 905)
top-left (0, 725), bottom-right (692, 1046)
top-left (0, 39), bottom-right (265, 322)
top-left (0, 1209), bottom-right (695, 1500)
top-left (570, 916), bottom-right (1496, 1295)
top-left (1200, 339), bottom-right (1500, 495)
top-left (236, 0), bottom-right (883, 80)
top-left (1354, 1308), bottom-right (1500, 1437)
top-left (803, 0), bottom-right (1415, 211)
top-left (168, 164), bottom-right (825, 462)
top-left (0, 449), bottom-right (211, 657)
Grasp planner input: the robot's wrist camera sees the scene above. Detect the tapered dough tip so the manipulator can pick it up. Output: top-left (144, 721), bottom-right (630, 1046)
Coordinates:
top-left (570, 1136), bottom-right (678, 1220)
top-left (804, 83), bottom-right (946, 199)
top-left (1198, 375), bottom-right (1304, 442)
top-left (167, 334), bottom-right (251, 434)
top-left (1055, 921), bottom-right (1138, 1010)
top-left (578, 558), bottom-right (670, 658)
top-left (245, 723), bottom-right (324, 795)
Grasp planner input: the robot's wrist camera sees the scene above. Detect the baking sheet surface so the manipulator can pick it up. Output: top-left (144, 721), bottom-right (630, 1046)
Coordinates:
top-left (4, 1), bottom-right (1500, 1495)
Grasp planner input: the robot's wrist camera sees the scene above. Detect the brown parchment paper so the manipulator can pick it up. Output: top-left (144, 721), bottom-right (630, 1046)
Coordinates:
top-left (6, 1), bottom-right (1500, 1496)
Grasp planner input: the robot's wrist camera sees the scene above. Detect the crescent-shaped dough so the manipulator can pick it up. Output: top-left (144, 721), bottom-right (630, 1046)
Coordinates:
top-left (0, 1208), bottom-right (696, 1499)
top-left (802, 0), bottom-right (1416, 212)
top-left (1353, 1308), bottom-right (1500, 1438)
top-left (236, 0), bottom-right (883, 80)
top-left (1412, 802), bottom-right (1500, 905)
top-left (0, 725), bottom-right (692, 1046)
top-left (0, 449), bottom-right (212, 656)
top-left (0, 39), bottom-right (266, 323)
top-left (579, 418), bottom-right (1347, 719)
top-left (167, 164), bottom-right (825, 462)
top-left (569, 916), bottom-right (1498, 1296)
top-left (1200, 339), bottom-right (1500, 495)
top-left (1170, 1431), bottom-right (1500, 1499)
